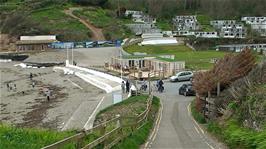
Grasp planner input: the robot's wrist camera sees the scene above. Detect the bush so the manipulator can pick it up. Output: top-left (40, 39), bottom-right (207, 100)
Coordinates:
top-left (191, 100), bottom-right (206, 124)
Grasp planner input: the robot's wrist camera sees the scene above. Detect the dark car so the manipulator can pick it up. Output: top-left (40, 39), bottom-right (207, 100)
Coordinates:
top-left (179, 83), bottom-right (195, 96)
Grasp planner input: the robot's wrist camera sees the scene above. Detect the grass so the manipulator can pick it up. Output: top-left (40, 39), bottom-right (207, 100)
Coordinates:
top-left (72, 7), bottom-right (133, 40)
top-left (113, 96), bottom-right (160, 149)
top-left (156, 19), bottom-right (172, 30)
top-left (207, 120), bottom-right (266, 149)
top-left (124, 45), bottom-right (226, 70)
top-left (190, 100), bottom-right (206, 124)
top-left (30, 6), bottom-right (91, 41)
top-left (197, 15), bottom-right (215, 32)
top-left (0, 124), bottom-right (76, 149)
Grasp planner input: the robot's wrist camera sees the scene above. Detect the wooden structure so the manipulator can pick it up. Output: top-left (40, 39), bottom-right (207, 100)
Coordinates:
top-left (42, 95), bottom-right (154, 149)
top-left (16, 35), bottom-right (57, 51)
top-left (109, 56), bottom-right (185, 79)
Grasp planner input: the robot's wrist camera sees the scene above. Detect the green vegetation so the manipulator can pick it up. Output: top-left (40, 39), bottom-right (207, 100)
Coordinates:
top-left (191, 100), bottom-right (206, 124)
top-left (207, 120), bottom-right (266, 149)
top-left (197, 15), bottom-right (215, 32)
top-left (0, 124), bottom-right (75, 149)
top-left (124, 45), bottom-right (226, 70)
top-left (30, 7), bottom-right (91, 41)
top-left (0, 95), bottom-right (160, 149)
top-left (73, 7), bottom-right (133, 40)
top-left (156, 19), bottom-right (172, 31)
top-left (114, 96), bottom-right (160, 149)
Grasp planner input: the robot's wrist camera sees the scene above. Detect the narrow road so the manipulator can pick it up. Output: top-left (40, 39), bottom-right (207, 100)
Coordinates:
top-left (64, 8), bottom-right (105, 40)
top-left (148, 81), bottom-right (226, 149)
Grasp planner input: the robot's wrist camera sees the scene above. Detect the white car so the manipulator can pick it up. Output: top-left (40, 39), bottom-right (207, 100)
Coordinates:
top-left (170, 71), bottom-right (193, 82)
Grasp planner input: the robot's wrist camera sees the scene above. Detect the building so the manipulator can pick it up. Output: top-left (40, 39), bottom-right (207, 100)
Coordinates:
top-left (16, 35), bottom-right (57, 51)
top-left (242, 17), bottom-right (266, 36)
top-left (125, 10), bottom-right (156, 24)
top-left (126, 23), bottom-right (161, 35)
top-left (109, 55), bottom-right (185, 79)
top-left (210, 20), bottom-right (237, 29)
top-left (194, 31), bottom-right (219, 38)
top-left (125, 10), bottom-right (143, 18)
top-left (220, 24), bottom-right (246, 38)
top-left (216, 44), bottom-right (266, 52)
top-left (172, 15), bottom-right (200, 31)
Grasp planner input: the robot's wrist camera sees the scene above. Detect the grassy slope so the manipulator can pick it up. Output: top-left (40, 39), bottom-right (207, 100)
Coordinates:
top-left (0, 124), bottom-right (75, 149)
top-left (0, 95), bottom-right (159, 149)
top-left (30, 6), bottom-right (91, 41)
top-left (197, 15), bottom-right (215, 32)
top-left (72, 7), bottom-right (133, 40)
top-left (124, 45), bottom-right (226, 70)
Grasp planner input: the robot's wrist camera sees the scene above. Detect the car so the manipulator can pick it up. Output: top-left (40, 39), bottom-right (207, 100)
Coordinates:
top-left (179, 83), bottom-right (195, 96)
top-left (170, 71), bottom-right (193, 82)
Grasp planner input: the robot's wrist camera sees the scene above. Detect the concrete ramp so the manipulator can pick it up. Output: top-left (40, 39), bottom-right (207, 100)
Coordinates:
top-left (54, 64), bottom-right (122, 93)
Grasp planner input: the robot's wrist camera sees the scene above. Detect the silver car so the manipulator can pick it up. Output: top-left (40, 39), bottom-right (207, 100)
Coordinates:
top-left (170, 71), bottom-right (193, 82)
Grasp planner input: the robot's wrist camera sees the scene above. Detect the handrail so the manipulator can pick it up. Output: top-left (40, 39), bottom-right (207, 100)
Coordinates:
top-left (42, 95), bottom-right (154, 149)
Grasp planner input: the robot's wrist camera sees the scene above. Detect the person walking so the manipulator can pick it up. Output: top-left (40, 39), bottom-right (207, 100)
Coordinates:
top-left (46, 89), bottom-right (51, 101)
top-left (32, 81), bottom-right (35, 88)
top-left (126, 80), bottom-right (130, 93)
top-left (6, 83), bottom-right (9, 91)
top-left (13, 83), bottom-right (17, 91)
top-left (158, 79), bottom-right (164, 93)
top-left (30, 73), bottom-right (33, 80)
top-left (121, 81), bottom-right (125, 93)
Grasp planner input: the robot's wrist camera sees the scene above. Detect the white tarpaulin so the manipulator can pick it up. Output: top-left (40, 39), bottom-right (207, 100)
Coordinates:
top-left (140, 38), bottom-right (178, 45)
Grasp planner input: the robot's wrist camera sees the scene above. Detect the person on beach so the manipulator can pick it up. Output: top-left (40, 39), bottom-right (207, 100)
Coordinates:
top-left (121, 81), bottom-right (125, 93)
top-left (30, 73), bottom-right (33, 80)
top-left (32, 81), bottom-right (35, 88)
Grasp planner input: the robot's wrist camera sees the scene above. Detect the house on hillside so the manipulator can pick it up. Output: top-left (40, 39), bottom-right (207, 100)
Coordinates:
top-left (125, 10), bottom-right (143, 18)
top-left (172, 15), bottom-right (200, 31)
top-left (126, 23), bottom-right (161, 35)
top-left (194, 31), bottom-right (219, 38)
top-left (220, 24), bottom-right (246, 38)
top-left (216, 44), bottom-right (266, 53)
top-left (125, 10), bottom-right (156, 24)
top-left (210, 20), bottom-right (237, 29)
top-left (241, 17), bottom-right (266, 36)
top-left (16, 35), bottom-right (58, 51)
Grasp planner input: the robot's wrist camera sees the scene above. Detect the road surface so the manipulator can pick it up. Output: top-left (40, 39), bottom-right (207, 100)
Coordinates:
top-left (148, 81), bottom-right (226, 149)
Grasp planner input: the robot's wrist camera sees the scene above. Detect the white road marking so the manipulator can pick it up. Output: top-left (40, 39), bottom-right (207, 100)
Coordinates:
top-left (67, 78), bottom-right (83, 90)
top-left (61, 103), bottom-right (83, 131)
top-left (187, 103), bottom-right (215, 149)
top-left (83, 96), bottom-right (105, 130)
top-left (194, 125), bottom-right (200, 134)
top-left (144, 96), bottom-right (163, 149)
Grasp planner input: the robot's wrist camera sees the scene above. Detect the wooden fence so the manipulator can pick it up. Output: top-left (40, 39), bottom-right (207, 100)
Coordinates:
top-left (42, 95), bottom-right (153, 149)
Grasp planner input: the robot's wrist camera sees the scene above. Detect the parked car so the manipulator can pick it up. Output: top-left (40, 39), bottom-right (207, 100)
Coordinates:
top-left (170, 71), bottom-right (193, 82)
top-left (179, 83), bottom-right (195, 96)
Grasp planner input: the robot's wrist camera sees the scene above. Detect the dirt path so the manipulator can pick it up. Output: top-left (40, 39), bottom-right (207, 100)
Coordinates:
top-left (64, 8), bottom-right (105, 41)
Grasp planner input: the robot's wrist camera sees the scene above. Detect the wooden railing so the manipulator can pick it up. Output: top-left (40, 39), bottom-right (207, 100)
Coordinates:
top-left (42, 95), bottom-right (153, 149)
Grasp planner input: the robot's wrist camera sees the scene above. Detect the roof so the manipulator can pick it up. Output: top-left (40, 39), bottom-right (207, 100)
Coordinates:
top-left (20, 35), bottom-right (56, 41)
top-left (16, 40), bottom-right (57, 45)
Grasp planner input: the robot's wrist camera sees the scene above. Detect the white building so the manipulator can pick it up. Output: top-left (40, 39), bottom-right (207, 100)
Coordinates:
top-left (216, 44), bottom-right (266, 52)
top-left (194, 32), bottom-right (219, 38)
top-left (125, 10), bottom-right (143, 19)
top-left (242, 17), bottom-right (266, 36)
top-left (172, 15), bottom-right (200, 31)
top-left (210, 20), bottom-right (237, 29)
top-left (126, 23), bottom-right (161, 35)
top-left (220, 24), bottom-right (246, 38)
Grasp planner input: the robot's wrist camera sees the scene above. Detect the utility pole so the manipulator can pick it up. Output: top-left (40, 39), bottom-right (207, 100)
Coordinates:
top-left (72, 47), bottom-right (74, 65)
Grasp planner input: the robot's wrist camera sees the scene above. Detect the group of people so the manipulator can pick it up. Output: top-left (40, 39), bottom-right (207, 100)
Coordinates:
top-left (120, 79), bottom-right (165, 94)
top-left (6, 82), bottom-right (16, 91)
top-left (121, 80), bottom-right (131, 93)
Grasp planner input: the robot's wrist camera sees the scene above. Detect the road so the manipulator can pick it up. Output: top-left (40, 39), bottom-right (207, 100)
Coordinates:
top-left (148, 81), bottom-right (226, 149)
top-left (64, 8), bottom-right (105, 40)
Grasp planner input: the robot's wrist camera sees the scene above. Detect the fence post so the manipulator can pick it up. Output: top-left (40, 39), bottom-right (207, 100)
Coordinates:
top-left (76, 134), bottom-right (84, 149)
top-left (100, 123), bottom-right (107, 148)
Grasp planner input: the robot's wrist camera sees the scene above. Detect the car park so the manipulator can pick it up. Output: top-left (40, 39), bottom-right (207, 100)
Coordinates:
top-left (170, 71), bottom-right (193, 82)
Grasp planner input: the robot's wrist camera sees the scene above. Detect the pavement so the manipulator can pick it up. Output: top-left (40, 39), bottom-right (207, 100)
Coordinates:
top-left (144, 81), bottom-right (226, 149)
